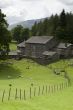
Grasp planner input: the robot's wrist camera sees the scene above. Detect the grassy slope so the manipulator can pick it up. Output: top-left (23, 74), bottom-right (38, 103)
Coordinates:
top-left (0, 59), bottom-right (73, 110)
top-left (9, 42), bottom-right (17, 51)
top-left (0, 59), bottom-right (65, 88)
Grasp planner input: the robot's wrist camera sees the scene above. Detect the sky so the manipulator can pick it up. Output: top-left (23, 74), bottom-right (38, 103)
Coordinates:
top-left (0, 0), bottom-right (73, 25)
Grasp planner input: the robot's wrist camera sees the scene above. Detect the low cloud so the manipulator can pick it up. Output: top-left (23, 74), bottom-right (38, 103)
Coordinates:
top-left (0, 0), bottom-right (14, 8)
top-left (58, 0), bottom-right (73, 6)
top-left (7, 16), bottom-right (24, 25)
top-left (1, 0), bottom-right (73, 25)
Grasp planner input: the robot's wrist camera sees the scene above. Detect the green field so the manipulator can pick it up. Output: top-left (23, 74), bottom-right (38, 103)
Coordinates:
top-left (0, 59), bottom-right (73, 110)
top-left (10, 42), bottom-right (17, 51)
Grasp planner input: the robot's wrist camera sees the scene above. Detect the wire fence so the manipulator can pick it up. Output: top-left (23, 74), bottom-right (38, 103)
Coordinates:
top-left (1, 81), bottom-right (71, 102)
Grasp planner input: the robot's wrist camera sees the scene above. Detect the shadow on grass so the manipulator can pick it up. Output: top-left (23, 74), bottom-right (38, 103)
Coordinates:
top-left (0, 63), bottom-right (21, 80)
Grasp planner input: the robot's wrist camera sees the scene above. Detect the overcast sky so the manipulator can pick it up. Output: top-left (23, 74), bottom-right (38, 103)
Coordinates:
top-left (0, 0), bottom-right (73, 25)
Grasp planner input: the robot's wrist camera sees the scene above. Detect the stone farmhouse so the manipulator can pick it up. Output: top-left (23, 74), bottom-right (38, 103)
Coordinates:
top-left (17, 36), bottom-right (73, 64)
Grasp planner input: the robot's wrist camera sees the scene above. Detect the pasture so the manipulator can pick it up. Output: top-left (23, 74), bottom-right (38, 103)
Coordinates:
top-left (10, 41), bottom-right (17, 51)
top-left (0, 59), bottom-right (73, 110)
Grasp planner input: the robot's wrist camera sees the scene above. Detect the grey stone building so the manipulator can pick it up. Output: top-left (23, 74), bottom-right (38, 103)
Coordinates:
top-left (42, 51), bottom-right (59, 64)
top-left (17, 36), bottom-right (73, 64)
top-left (17, 41), bottom-right (25, 55)
top-left (57, 43), bottom-right (72, 58)
top-left (25, 36), bottom-right (59, 58)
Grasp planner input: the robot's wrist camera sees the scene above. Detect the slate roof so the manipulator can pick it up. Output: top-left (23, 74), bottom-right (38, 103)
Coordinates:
top-left (17, 41), bottom-right (25, 47)
top-left (57, 43), bottom-right (72, 49)
top-left (43, 51), bottom-right (56, 56)
top-left (26, 36), bottom-right (54, 44)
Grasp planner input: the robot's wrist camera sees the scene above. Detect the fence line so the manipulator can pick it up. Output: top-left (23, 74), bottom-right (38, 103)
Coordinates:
top-left (1, 81), bottom-right (70, 102)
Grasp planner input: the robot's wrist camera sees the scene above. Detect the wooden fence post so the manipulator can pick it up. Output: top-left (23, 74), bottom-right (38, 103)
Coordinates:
top-left (42, 85), bottom-right (44, 95)
top-left (64, 82), bottom-right (66, 88)
top-left (8, 87), bottom-right (11, 100)
top-left (30, 87), bottom-right (31, 99)
top-left (34, 87), bottom-right (36, 97)
top-left (24, 89), bottom-right (26, 100)
top-left (48, 85), bottom-right (50, 93)
top-left (2, 90), bottom-right (5, 102)
top-left (38, 86), bottom-right (40, 96)
top-left (51, 86), bottom-right (53, 93)
top-left (57, 84), bottom-right (58, 91)
top-left (68, 81), bottom-right (71, 87)
top-left (64, 82), bottom-right (65, 88)
top-left (20, 89), bottom-right (21, 100)
top-left (46, 85), bottom-right (47, 94)
top-left (15, 88), bottom-right (17, 99)
top-left (62, 83), bottom-right (63, 89)
top-left (53, 85), bottom-right (55, 92)
top-left (66, 82), bottom-right (68, 88)
top-left (60, 84), bottom-right (61, 90)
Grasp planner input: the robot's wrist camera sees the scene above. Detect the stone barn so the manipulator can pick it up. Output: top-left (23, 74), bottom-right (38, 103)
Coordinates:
top-left (57, 43), bottom-right (72, 58)
top-left (25, 36), bottom-right (59, 58)
top-left (17, 36), bottom-right (73, 64)
top-left (42, 51), bottom-right (59, 64)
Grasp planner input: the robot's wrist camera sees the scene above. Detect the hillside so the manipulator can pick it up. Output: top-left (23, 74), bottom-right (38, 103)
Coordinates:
top-left (8, 18), bottom-right (45, 30)
top-left (0, 59), bottom-right (73, 110)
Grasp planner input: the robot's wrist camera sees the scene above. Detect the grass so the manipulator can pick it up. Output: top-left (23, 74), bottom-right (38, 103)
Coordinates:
top-left (0, 58), bottom-right (73, 110)
top-left (10, 41), bottom-right (17, 51)
top-left (0, 86), bottom-right (73, 110)
top-left (0, 59), bottom-right (66, 88)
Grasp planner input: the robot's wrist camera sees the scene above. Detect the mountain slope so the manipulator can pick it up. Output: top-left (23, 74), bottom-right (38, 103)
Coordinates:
top-left (8, 18), bottom-right (45, 30)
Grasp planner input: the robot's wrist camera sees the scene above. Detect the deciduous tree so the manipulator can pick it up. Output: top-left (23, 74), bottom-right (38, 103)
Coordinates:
top-left (0, 9), bottom-right (11, 58)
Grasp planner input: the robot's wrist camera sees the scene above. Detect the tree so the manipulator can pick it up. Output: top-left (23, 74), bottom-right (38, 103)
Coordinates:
top-left (66, 12), bottom-right (73, 43)
top-left (21, 28), bottom-right (30, 41)
top-left (31, 22), bottom-right (38, 36)
top-left (0, 9), bottom-right (11, 58)
top-left (12, 25), bottom-right (30, 43)
top-left (53, 14), bottom-right (59, 35)
top-left (12, 25), bottom-right (23, 43)
top-left (59, 9), bottom-right (67, 28)
top-left (36, 21), bottom-right (43, 36)
top-left (55, 9), bottom-right (67, 42)
top-left (41, 18), bottom-right (49, 35)
top-left (31, 9), bottom-right (73, 43)
top-left (55, 26), bottom-right (66, 40)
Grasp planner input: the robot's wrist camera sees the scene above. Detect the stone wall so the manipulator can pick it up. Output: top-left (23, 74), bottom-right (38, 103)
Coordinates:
top-left (57, 46), bottom-right (72, 58)
top-left (17, 47), bottom-right (25, 55)
top-left (25, 43), bottom-right (46, 58)
top-left (45, 37), bottom-right (59, 51)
